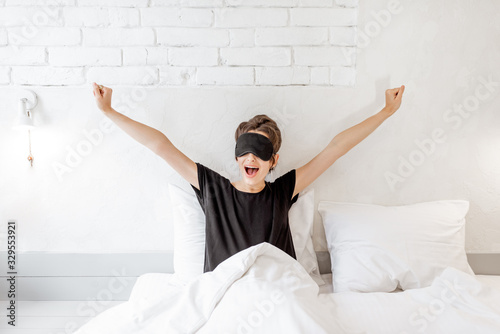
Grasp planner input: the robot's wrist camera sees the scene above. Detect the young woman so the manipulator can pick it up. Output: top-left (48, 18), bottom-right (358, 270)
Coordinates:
top-left (92, 82), bottom-right (405, 272)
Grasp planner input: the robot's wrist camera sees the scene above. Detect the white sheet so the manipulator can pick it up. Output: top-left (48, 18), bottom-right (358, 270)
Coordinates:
top-left (75, 243), bottom-right (500, 334)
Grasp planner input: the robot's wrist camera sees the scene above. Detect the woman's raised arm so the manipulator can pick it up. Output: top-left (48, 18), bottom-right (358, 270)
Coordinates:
top-left (293, 85), bottom-right (405, 198)
top-left (92, 83), bottom-right (199, 190)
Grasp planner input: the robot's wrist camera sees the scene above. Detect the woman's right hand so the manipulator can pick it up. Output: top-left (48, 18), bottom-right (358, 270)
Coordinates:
top-left (92, 82), bottom-right (113, 113)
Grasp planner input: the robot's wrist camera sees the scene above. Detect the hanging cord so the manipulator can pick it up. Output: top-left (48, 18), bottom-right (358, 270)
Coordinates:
top-left (27, 127), bottom-right (34, 167)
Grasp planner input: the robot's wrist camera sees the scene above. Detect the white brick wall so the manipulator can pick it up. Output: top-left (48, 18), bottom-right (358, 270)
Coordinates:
top-left (290, 8), bottom-right (357, 26)
top-left (12, 66), bottom-right (85, 85)
top-left (0, 29), bottom-right (8, 46)
top-left (159, 66), bottom-right (196, 85)
top-left (0, 46), bottom-right (46, 65)
top-left (0, 7), bottom-right (64, 26)
top-left (215, 8), bottom-right (288, 28)
top-left (221, 47), bottom-right (291, 66)
top-left (294, 46), bottom-right (355, 66)
top-left (255, 28), bottom-right (328, 46)
top-left (122, 47), bottom-right (147, 65)
top-left (79, 0), bottom-right (148, 7)
top-left (48, 47), bottom-right (121, 66)
top-left (229, 29), bottom-right (255, 47)
top-left (8, 27), bottom-right (81, 45)
top-left (169, 47), bottom-right (218, 66)
top-left (157, 28), bottom-right (229, 47)
top-left (196, 67), bottom-right (254, 85)
top-left (0, 66), bottom-right (10, 84)
top-left (87, 67), bottom-right (158, 85)
top-left (83, 28), bottom-right (155, 46)
top-left (0, 1), bottom-right (358, 87)
top-left (63, 7), bottom-right (140, 27)
top-left (255, 66), bottom-right (310, 86)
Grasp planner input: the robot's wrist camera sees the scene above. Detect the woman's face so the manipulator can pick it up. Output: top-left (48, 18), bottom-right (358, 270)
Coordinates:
top-left (235, 130), bottom-right (278, 185)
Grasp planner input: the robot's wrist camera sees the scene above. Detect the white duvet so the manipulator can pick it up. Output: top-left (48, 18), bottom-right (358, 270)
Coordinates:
top-left (75, 243), bottom-right (500, 334)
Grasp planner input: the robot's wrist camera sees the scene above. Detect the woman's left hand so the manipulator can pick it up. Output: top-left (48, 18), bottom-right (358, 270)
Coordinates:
top-left (383, 85), bottom-right (405, 116)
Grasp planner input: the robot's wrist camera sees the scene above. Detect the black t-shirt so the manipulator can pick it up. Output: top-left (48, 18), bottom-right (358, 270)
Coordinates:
top-left (191, 163), bottom-right (299, 272)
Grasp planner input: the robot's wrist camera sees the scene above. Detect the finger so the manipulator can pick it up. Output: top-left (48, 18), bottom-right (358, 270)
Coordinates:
top-left (395, 85), bottom-right (405, 100)
top-left (386, 87), bottom-right (399, 97)
top-left (98, 84), bottom-right (106, 96)
top-left (387, 86), bottom-right (404, 99)
top-left (92, 82), bottom-right (103, 97)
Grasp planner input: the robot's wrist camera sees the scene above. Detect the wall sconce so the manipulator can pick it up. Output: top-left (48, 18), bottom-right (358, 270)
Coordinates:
top-left (13, 89), bottom-right (38, 167)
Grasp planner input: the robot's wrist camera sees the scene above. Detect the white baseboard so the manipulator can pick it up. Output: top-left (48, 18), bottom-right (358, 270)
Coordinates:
top-left (0, 252), bottom-right (173, 301)
top-left (465, 253), bottom-right (500, 275)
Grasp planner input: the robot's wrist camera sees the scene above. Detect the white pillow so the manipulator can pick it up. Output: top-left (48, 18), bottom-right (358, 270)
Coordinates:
top-left (288, 189), bottom-right (324, 286)
top-left (170, 184), bottom-right (205, 282)
top-left (169, 184), bottom-right (323, 285)
top-left (318, 200), bottom-right (474, 293)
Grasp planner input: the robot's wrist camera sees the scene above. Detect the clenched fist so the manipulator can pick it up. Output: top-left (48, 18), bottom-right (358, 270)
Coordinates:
top-left (92, 82), bottom-right (113, 113)
top-left (384, 85), bottom-right (405, 116)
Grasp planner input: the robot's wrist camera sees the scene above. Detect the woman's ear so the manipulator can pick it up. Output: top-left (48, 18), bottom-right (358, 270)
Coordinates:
top-left (272, 153), bottom-right (279, 169)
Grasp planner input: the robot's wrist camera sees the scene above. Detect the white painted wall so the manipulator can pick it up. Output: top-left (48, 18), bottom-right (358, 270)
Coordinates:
top-left (1, 0), bottom-right (499, 254)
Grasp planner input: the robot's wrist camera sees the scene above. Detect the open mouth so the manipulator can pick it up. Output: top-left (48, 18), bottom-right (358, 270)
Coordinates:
top-left (245, 166), bottom-right (259, 177)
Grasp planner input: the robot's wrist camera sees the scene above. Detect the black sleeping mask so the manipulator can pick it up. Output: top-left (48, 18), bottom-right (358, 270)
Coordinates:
top-left (235, 133), bottom-right (274, 161)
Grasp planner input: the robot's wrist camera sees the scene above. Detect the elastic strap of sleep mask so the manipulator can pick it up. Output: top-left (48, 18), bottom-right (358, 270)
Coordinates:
top-left (235, 133), bottom-right (274, 161)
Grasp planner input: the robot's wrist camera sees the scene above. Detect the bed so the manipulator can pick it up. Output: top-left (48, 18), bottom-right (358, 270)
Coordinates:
top-left (74, 243), bottom-right (500, 334)
top-left (73, 186), bottom-right (500, 333)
